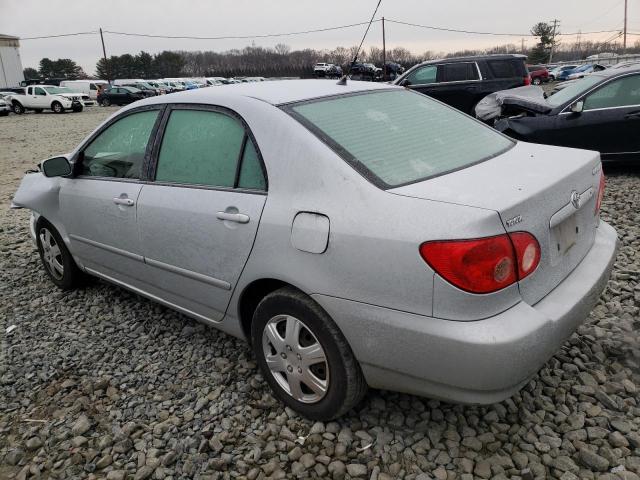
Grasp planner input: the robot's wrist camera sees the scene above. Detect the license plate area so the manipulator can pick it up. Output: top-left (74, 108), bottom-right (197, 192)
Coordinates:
top-left (550, 214), bottom-right (578, 265)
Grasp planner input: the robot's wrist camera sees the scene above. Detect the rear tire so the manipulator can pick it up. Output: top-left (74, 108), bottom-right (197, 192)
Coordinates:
top-left (532, 77), bottom-right (542, 85)
top-left (36, 220), bottom-right (85, 290)
top-left (251, 287), bottom-right (367, 420)
top-left (12, 102), bottom-right (24, 114)
top-left (52, 101), bottom-right (64, 114)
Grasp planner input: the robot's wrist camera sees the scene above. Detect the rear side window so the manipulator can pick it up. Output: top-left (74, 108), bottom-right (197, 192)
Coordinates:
top-left (487, 60), bottom-right (519, 78)
top-left (82, 110), bottom-right (159, 179)
top-left (288, 90), bottom-right (513, 188)
top-left (238, 138), bottom-right (266, 190)
top-left (441, 63), bottom-right (479, 82)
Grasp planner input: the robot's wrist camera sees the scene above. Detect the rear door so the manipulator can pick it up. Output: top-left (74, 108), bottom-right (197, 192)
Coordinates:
top-left (553, 73), bottom-right (640, 157)
top-left (59, 106), bottom-right (163, 283)
top-left (136, 105), bottom-right (268, 320)
top-left (431, 62), bottom-right (482, 113)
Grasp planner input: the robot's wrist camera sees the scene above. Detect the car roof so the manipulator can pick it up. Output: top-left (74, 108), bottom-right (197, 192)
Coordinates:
top-left (138, 79), bottom-right (398, 106)
top-left (590, 65), bottom-right (640, 78)
top-left (416, 54), bottom-right (526, 66)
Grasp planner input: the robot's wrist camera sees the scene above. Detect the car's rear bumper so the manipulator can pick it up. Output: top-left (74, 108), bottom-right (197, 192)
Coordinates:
top-left (312, 220), bottom-right (618, 404)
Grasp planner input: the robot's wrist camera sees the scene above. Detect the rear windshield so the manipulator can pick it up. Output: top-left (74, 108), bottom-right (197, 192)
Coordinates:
top-left (286, 89), bottom-right (513, 188)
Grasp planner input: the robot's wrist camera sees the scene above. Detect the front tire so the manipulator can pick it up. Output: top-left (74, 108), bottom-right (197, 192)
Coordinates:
top-left (52, 101), bottom-right (64, 114)
top-left (12, 102), bottom-right (25, 114)
top-left (532, 77), bottom-right (542, 85)
top-left (251, 287), bottom-right (367, 420)
top-left (101, 98), bottom-right (111, 107)
top-left (72, 105), bottom-right (83, 113)
top-left (36, 220), bottom-right (84, 290)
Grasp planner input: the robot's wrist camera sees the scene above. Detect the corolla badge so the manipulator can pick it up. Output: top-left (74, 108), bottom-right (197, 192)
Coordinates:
top-left (570, 191), bottom-right (581, 209)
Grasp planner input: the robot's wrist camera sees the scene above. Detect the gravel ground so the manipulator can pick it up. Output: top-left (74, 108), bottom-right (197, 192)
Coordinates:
top-left (1, 107), bottom-right (639, 480)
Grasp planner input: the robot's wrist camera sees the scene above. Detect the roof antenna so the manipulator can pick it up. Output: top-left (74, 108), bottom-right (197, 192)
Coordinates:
top-left (337, 0), bottom-right (383, 85)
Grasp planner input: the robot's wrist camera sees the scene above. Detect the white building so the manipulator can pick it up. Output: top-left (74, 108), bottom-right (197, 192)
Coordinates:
top-left (0, 34), bottom-right (25, 89)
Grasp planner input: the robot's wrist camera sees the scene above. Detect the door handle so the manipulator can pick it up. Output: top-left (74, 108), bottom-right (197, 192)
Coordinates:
top-left (113, 197), bottom-right (135, 206)
top-left (216, 212), bottom-right (250, 223)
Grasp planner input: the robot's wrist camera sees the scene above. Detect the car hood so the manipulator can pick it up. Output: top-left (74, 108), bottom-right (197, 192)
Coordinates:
top-left (475, 85), bottom-right (551, 121)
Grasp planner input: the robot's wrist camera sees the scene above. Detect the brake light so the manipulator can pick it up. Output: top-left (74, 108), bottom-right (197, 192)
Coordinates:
top-left (523, 75), bottom-right (531, 86)
top-left (419, 232), bottom-right (540, 294)
top-left (595, 171), bottom-right (605, 215)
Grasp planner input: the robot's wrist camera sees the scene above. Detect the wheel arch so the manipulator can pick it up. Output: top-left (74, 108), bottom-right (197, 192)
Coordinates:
top-left (237, 278), bottom-right (306, 342)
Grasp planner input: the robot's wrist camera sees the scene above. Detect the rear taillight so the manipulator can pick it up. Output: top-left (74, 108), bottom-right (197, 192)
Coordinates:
top-left (523, 75), bottom-right (531, 86)
top-left (419, 232), bottom-right (540, 294)
top-left (595, 171), bottom-right (605, 215)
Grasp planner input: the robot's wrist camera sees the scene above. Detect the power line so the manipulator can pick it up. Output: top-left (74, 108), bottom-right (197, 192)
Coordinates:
top-left (385, 18), bottom-right (622, 37)
top-left (17, 19), bottom-right (626, 43)
top-left (103, 20), bottom-right (380, 40)
top-left (20, 31), bottom-right (97, 40)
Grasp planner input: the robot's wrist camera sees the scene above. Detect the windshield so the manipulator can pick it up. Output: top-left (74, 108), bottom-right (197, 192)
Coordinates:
top-left (123, 86), bottom-right (141, 93)
top-left (547, 75), bottom-right (604, 106)
top-left (287, 90), bottom-right (513, 188)
top-left (43, 87), bottom-right (74, 94)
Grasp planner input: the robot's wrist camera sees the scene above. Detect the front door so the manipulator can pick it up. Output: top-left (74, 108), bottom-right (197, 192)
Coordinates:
top-left (553, 73), bottom-right (640, 158)
top-left (136, 106), bottom-right (268, 321)
top-left (32, 86), bottom-right (49, 108)
top-left (59, 107), bottom-right (162, 284)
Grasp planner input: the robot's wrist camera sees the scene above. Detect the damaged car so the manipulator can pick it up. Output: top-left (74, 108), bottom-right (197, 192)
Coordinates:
top-left (12, 80), bottom-right (617, 419)
top-left (476, 66), bottom-right (640, 162)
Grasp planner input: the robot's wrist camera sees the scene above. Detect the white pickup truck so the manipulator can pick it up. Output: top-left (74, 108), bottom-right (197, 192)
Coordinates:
top-left (8, 85), bottom-right (89, 114)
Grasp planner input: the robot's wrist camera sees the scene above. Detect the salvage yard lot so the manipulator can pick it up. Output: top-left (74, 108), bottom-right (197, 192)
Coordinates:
top-left (1, 108), bottom-right (639, 480)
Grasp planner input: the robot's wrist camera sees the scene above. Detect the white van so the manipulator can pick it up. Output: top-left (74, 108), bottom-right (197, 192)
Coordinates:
top-left (59, 80), bottom-right (108, 100)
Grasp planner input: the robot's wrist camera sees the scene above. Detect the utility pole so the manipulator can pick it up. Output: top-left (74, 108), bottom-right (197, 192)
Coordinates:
top-left (99, 28), bottom-right (110, 84)
top-left (521, 38), bottom-right (525, 53)
top-left (623, 0), bottom-right (628, 50)
top-left (549, 19), bottom-right (560, 63)
top-left (382, 17), bottom-right (386, 81)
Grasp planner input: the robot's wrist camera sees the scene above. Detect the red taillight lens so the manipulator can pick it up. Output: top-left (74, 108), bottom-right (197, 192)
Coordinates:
top-left (419, 232), bottom-right (540, 294)
top-left (524, 75), bottom-right (531, 86)
top-left (595, 171), bottom-right (605, 215)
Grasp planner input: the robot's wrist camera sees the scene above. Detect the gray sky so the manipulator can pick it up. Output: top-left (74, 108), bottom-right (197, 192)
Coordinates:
top-left (1, 0), bottom-right (636, 75)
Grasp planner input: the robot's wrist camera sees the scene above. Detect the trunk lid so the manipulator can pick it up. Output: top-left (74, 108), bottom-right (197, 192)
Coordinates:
top-left (390, 141), bottom-right (603, 305)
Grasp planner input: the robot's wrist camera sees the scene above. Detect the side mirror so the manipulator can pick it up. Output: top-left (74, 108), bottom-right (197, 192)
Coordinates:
top-left (41, 156), bottom-right (72, 177)
top-left (571, 101), bottom-right (584, 114)
top-left (399, 78), bottom-right (411, 87)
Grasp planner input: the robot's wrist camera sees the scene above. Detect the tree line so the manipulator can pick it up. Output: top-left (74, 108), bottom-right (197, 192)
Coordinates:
top-left (24, 28), bottom-right (640, 81)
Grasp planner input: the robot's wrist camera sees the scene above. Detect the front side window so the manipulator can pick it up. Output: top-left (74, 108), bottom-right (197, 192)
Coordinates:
top-left (34, 87), bottom-right (46, 96)
top-left (442, 63), bottom-right (479, 82)
top-left (584, 75), bottom-right (640, 110)
top-left (405, 65), bottom-right (437, 85)
top-left (547, 75), bottom-right (603, 107)
top-left (81, 110), bottom-right (159, 178)
top-left (155, 110), bottom-right (245, 188)
top-left (288, 90), bottom-right (513, 187)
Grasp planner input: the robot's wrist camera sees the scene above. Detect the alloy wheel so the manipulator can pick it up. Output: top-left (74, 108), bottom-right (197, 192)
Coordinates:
top-left (262, 315), bottom-right (329, 403)
top-left (39, 227), bottom-right (64, 280)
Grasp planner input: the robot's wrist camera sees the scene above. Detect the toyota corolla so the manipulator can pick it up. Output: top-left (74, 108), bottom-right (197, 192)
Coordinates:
top-left (12, 80), bottom-right (617, 420)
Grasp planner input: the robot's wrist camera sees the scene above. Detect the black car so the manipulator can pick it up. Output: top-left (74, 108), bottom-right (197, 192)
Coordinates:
top-left (97, 86), bottom-right (146, 106)
top-left (394, 54), bottom-right (530, 115)
top-left (482, 66), bottom-right (640, 162)
top-left (350, 63), bottom-right (377, 81)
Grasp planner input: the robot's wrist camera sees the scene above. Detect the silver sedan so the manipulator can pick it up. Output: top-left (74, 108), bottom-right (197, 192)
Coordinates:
top-left (12, 80), bottom-right (618, 420)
